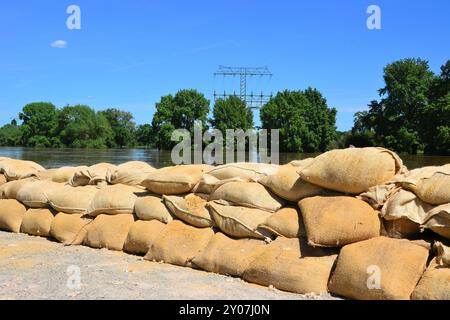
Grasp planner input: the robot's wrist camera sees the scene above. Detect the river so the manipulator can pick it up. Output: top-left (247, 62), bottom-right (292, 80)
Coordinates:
top-left (0, 147), bottom-right (448, 169)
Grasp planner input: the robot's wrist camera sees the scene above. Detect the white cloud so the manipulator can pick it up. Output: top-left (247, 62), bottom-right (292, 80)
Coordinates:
top-left (51, 40), bottom-right (68, 49)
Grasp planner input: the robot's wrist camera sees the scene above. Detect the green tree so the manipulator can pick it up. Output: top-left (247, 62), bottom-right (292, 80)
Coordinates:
top-left (135, 124), bottom-right (154, 147)
top-left (260, 88), bottom-right (337, 152)
top-left (210, 96), bottom-right (254, 134)
top-left (57, 105), bottom-right (114, 148)
top-left (100, 108), bottom-right (136, 148)
top-left (0, 121), bottom-right (23, 146)
top-left (19, 102), bottom-right (59, 147)
top-left (152, 90), bottom-right (210, 150)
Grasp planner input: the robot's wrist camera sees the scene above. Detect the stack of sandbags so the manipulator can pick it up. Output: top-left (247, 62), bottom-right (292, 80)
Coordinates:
top-left (106, 161), bottom-right (156, 186)
top-left (0, 199), bottom-right (27, 233)
top-left (69, 163), bottom-right (117, 187)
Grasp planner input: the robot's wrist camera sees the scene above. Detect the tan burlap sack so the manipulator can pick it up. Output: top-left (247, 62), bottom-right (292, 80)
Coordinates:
top-left (210, 182), bottom-right (284, 212)
top-left (144, 220), bottom-right (214, 268)
top-left (69, 163), bottom-right (117, 187)
top-left (0, 174), bottom-right (7, 186)
top-left (0, 199), bottom-right (27, 233)
top-left (206, 201), bottom-right (272, 240)
top-left (50, 212), bottom-right (93, 245)
top-left (88, 185), bottom-right (144, 216)
top-left (298, 147), bottom-right (403, 194)
top-left (383, 218), bottom-right (421, 239)
top-left (124, 220), bottom-right (167, 255)
top-left (16, 181), bottom-right (62, 208)
top-left (134, 194), bottom-right (173, 223)
top-left (258, 207), bottom-right (305, 238)
top-left (358, 183), bottom-right (397, 210)
top-left (84, 213), bottom-right (135, 251)
top-left (163, 194), bottom-right (214, 228)
top-left (259, 162), bottom-right (330, 202)
top-left (206, 163), bottom-right (279, 181)
top-left (48, 185), bottom-right (99, 214)
top-left (299, 196), bottom-right (380, 247)
top-left (49, 166), bottom-right (89, 183)
top-left (435, 242), bottom-right (450, 267)
top-left (328, 237), bottom-right (429, 300)
top-left (243, 237), bottom-right (337, 295)
top-left (411, 257), bottom-right (450, 300)
top-left (106, 161), bottom-right (155, 186)
top-left (142, 165), bottom-right (213, 195)
top-left (20, 208), bottom-right (57, 237)
top-left (422, 204), bottom-right (450, 239)
top-left (0, 159), bottom-right (46, 181)
top-left (192, 232), bottom-right (267, 277)
top-left (0, 177), bottom-right (37, 199)
top-left (192, 174), bottom-right (245, 194)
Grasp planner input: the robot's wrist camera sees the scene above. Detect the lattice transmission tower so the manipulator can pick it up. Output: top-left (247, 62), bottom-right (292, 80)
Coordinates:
top-left (214, 66), bottom-right (273, 110)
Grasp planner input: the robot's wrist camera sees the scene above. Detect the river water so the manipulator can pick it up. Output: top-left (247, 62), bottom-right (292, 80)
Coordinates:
top-left (0, 147), bottom-right (448, 169)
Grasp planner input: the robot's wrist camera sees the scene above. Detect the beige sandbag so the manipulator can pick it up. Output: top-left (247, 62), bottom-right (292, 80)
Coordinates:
top-left (69, 163), bottom-right (117, 187)
top-left (412, 258), bottom-right (450, 300)
top-left (16, 180), bottom-right (62, 208)
top-left (259, 162), bottom-right (330, 202)
top-left (383, 218), bottom-right (421, 239)
top-left (163, 194), bottom-right (214, 228)
top-left (193, 174), bottom-right (245, 194)
top-left (144, 220), bottom-right (214, 268)
top-left (210, 181), bottom-right (284, 212)
top-left (206, 201), bottom-right (272, 240)
top-left (0, 174), bottom-right (7, 186)
top-left (106, 161), bottom-right (155, 186)
top-left (84, 214), bottom-right (135, 251)
top-left (0, 177), bottom-right (37, 199)
top-left (299, 196), bottom-right (380, 247)
top-left (435, 242), bottom-right (450, 267)
top-left (142, 165), bottom-right (213, 195)
top-left (50, 212), bottom-right (93, 245)
top-left (243, 237), bottom-right (338, 295)
top-left (402, 165), bottom-right (450, 205)
top-left (48, 185), bottom-right (99, 214)
top-left (192, 232), bottom-right (267, 277)
top-left (124, 220), bottom-right (167, 255)
top-left (206, 163), bottom-right (279, 181)
top-left (50, 166), bottom-right (89, 183)
top-left (20, 208), bottom-right (57, 237)
top-left (88, 184), bottom-right (144, 216)
top-left (134, 194), bottom-right (173, 223)
top-left (358, 183), bottom-right (397, 210)
top-left (298, 147), bottom-right (403, 194)
top-left (258, 207), bottom-right (305, 238)
top-left (0, 159), bottom-right (46, 181)
top-left (422, 204), bottom-right (450, 239)
top-left (328, 237), bottom-right (429, 300)
top-left (0, 199), bottom-right (27, 233)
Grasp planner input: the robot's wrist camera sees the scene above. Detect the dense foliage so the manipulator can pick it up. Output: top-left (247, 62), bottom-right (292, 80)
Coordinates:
top-left (210, 96), bottom-right (254, 134)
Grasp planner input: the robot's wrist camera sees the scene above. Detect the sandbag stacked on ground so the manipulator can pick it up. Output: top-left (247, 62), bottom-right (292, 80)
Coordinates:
top-left (206, 163), bottom-right (279, 181)
top-left (124, 220), bottom-right (167, 255)
top-left (49, 166), bottom-right (89, 183)
top-left (257, 207), bottom-right (305, 238)
top-left (134, 194), bottom-right (173, 223)
top-left (20, 208), bottom-right (57, 237)
top-left (0, 177), bottom-right (37, 199)
top-left (16, 180), bottom-right (62, 208)
top-left (69, 163), bottom-right (117, 187)
top-left (0, 199), bottom-right (27, 233)
top-left (163, 193), bottom-right (214, 227)
top-left (422, 204), bottom-right (450, 239)
top-left (50, 212), bottom-right (93, 245)
top-left (106, 161), bottom-right (156, 186)
top-left (88, 184), bottom-right (145, 216)
top-left (0, 159), bottom-right (46, 181)
top-left (48, 185), bottom-right (99, 215)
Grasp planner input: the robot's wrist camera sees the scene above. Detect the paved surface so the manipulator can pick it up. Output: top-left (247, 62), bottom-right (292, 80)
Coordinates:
top-left (0, 231), bottom-right (339, 300)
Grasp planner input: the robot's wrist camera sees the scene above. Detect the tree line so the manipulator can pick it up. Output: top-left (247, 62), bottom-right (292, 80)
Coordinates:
top-left (0, 57), bottom-right (448, 154)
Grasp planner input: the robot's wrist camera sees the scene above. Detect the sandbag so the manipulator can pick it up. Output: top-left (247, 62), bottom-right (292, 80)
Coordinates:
top-left (258, 161), bottom-right (330, 202)
top-left (383, 218), bottom-right (421, 239)
top-left (193, 174), bottom-right (245, 194)
top-left (422, 204), bottom-right (450, 239)
top-left (210, 181), bottom-right (284, 212)
top-left (50, 166), bottom-right (89, 183)
top-left (84, 214), bottom-right (135, 251)
top-left (48, 185), bottom-right (99, 214)
top-left (192, 232), bottom-right (267, 277)
top-left (69, 163), bottom-right (117, 187)
top-left (124, 220), bottom-right (167, 255)
top-left (412, 258), bottom-right (450, 300)
top-left (401, 164), bottom-right (450, 205)
top-left (257, 207), bottom-right (305, 238)
top-left (134, 194), bottom-right (173, 223)
top-left (435, 242), bottom-right (450, 267)
top-left (0, 174), bottom-right (7, 186)
top-left (20, 208), bottom-right (57, 237)
top-left (144, 220), bottom-right (214, 268)
top-left (358, 183), bottom-right (397, 210)
top-left (299, 196), bottom-right (380, 247)
top-left (207, 201), bottom-right (273, 240)
top-left (0, 199), bottom-right (27, 233)
top-left (142, 165), bottom-right (213, 195)
top-left (328, 237), bottom-right (429, 300)
top-left (16, 180), bottom-right (62, 208)
top-left (50, 212), bottom-right (93, 245)
top-left (0, 159), bottom-right (45, 181)
top-left (206, 163), bottom-right (279, 181)
top-left (163, 194), bottom-right (214, 228)
top-left (106, 161), bottom-right (155, 186)
top-left (298, 147), bottom-right (403, 194)
top-left (0, 177), bottom-right (37, 199)
top-left (242, 237), bottom-right (338, 295)
top-left (88, 184), bottom-right (144, 216)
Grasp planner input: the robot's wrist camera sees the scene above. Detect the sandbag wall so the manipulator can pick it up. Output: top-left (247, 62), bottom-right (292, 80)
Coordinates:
top-left (0, 149), bottom-right (449, 300)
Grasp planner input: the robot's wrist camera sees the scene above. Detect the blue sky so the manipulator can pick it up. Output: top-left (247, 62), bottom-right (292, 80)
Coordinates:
top-left (0, 0), bottom-right (449, 131)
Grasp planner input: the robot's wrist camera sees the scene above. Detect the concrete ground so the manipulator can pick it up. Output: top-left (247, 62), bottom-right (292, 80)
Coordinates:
top-left (0, 231), bottom-right (339, 300)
